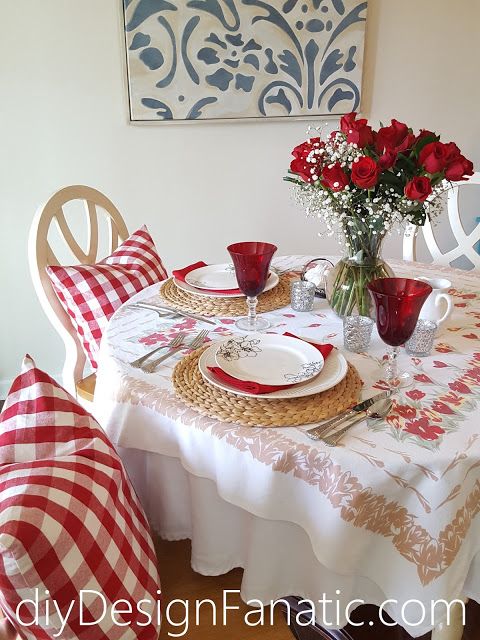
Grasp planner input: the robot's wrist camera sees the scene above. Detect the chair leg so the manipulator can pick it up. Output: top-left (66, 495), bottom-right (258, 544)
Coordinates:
top-left (280, 598), bottom-right (354, 640)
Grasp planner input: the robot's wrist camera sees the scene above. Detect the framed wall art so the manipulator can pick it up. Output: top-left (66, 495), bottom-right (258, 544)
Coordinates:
top-left (123, 0), bottom-right (368, 122)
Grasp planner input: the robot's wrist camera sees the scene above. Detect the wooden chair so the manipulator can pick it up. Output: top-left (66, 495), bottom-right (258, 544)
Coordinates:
top-left (403, 173), bottom-right (480, 269)
top-left (28, 185), bottom-right (129, 403)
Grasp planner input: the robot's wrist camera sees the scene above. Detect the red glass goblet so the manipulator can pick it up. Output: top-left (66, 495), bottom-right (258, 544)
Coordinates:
top-left (368, 278), bottom-right (432, 389)
top-left (227, 241), bottom-right (277, 331)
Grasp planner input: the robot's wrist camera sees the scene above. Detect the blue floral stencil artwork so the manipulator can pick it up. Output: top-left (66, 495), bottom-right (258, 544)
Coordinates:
top-left (123, 0), bottom-right (368, 121)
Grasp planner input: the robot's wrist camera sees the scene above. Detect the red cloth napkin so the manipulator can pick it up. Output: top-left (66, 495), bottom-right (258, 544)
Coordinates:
top-left (283, 332), bottom-right (334, 359)
top-left (207, 334), bottom-right (333, 395)
top-left (172, 261), bottom-right (241, 294)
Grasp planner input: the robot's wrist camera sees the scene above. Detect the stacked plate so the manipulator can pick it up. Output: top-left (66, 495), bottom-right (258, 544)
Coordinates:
top-left (198, 334), bottom-right (348, 399)
top-left (173, 263), bottom-right (279, 298)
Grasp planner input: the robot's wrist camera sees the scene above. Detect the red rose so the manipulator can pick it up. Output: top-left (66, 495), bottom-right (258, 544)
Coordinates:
top-left (321, 163), bottom-right (349, 191)
top-left (340, 112), bottom-right (357, 133)
top-left (376, 119), bottom-right (414, 153)
top-left (292, 138), bottom-right (322, 159)
top-left (404, 176), bottom-right (432, 202)
top-left (290, 138), bottom-right (325, 182)
top-left (349, 122), bottom-right (374, 148)
top-left (340, 112), bottom-right (374, 148)
top-left (351, 157), bottom-right (380, 189)
top-left (443, 142), bottom-right (461, 163)
top-left (290, 138), bottom-right (323, 183)
top-left (441, 141), bottom-right (474, 181)
top-left (396, 133), bottom-right (416, 153)
top-left (378, 150), bottom-right (397, 169)
top-left (418, 142), bottom-right (448, 174)
top-left (290, 157), bottom-right (314, 183)
top-left (415, 129), bottom-right (436, 144)
top-left (445, 155), bottom-right (474, 181)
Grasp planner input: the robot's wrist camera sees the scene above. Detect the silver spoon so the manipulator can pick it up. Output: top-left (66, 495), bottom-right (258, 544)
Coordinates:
top-left (322, 398), bottom-right (393, 447)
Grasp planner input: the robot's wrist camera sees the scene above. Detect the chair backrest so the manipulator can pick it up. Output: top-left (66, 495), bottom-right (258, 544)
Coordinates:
top-left (28, 185), bottom-right (129, 394)
top-left (403, 172), bottom-right (480, 269)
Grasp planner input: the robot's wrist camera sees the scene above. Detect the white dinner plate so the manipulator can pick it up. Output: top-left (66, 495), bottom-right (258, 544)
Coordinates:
top-left (199, 341), bottom-right (347, 399)
top-left (173, 271), bottom-right (279, 298)
top-left (185, 263), bottom-right (242, 290)
top-left (214, 334), bottom-right (324, 386)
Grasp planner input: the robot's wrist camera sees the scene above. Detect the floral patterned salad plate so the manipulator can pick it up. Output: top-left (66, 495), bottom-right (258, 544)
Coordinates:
top-left (174, 271), bottom-right (279, 298)
top-left (185, 264), bottom-right (242, 290)
top-left (214, 334), bottom-right (324, 386)
top-left (199, 340), bottom-right (347, 399)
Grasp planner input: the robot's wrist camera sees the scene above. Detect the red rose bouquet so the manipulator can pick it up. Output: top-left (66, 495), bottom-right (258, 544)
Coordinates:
top-left (285, 114), bottom-right (474, 316)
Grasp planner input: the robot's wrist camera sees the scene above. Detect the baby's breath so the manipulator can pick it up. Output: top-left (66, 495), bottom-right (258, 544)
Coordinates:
top-left (292, 132), bottom-right (447, 259)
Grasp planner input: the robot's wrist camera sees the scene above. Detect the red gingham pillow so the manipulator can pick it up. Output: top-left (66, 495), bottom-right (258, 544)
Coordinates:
top-left (0, 356), bottom-right (161, 640)
top-left (47, 226), bottom-right (167, 369)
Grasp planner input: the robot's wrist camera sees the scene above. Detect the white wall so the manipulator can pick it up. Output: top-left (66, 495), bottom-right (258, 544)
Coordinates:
top-left (1, 0), bottom-right (479, 393)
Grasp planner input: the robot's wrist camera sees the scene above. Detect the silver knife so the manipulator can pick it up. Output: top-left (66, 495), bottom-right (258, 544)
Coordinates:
top-left (131, 302), bottom-right (217, 326)
top-left (305, 390), bottom-right (392, 441)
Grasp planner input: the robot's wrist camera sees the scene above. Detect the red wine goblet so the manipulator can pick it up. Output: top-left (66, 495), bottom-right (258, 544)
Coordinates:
top-left (368, 278), bottom-right (432, 389)
top-left (227, 241), bottom-right (277, 331)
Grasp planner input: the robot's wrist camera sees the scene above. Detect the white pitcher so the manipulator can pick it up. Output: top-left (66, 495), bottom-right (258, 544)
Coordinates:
top-left (417, 277), bottom-right (453, 326)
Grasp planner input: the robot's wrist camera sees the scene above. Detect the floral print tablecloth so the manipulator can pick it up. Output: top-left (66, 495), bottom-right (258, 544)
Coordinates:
top-left (94, 256), bottom-right (480, 635)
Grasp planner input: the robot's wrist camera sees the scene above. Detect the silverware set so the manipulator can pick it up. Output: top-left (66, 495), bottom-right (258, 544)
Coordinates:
top-left (143, 330), bottom-right (208, 373)
top-left (130, 329), bottom-right (208, 373)
top-left (130, 333), bottom-right (187, 369)
top-left (305, 390), bottom-right (393, 446)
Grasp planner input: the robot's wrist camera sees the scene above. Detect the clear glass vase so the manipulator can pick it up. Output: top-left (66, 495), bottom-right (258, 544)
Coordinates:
top-left (326, 232), bottom-right (394, 318)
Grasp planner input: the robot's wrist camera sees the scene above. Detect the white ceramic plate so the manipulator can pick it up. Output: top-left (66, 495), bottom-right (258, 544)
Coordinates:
top-left (199, 342), bottom-right (347, 399)
top-left (173, 272), bottom-right (279, 298)
top-left (214, 334), bottom-right (324, 386)
top-left (185, 264), bottom-right (241, 290)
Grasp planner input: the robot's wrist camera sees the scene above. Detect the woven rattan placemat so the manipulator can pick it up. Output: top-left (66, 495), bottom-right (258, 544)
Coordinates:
top-left (172, 346), bottom-right (362, 427)
top-left (159, 275), bottom-right (291, 317)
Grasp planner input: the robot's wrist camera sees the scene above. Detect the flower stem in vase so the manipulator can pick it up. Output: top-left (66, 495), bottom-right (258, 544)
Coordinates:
top-left (326, 238), bottom-right (394, 318)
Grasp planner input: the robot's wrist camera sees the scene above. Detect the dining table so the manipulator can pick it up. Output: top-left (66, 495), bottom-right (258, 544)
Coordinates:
top-left (93, 255), bottom-right (480, 640)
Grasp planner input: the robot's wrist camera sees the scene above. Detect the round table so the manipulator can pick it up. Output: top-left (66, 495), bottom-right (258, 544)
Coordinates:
top-left (94, 256), bottom-right (480, 639)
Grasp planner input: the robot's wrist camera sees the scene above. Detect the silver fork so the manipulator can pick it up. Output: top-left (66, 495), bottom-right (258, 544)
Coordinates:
top-left (143, 329), bottom-right (209, 373)
top-left (130, 333), bottom-right (186, 369)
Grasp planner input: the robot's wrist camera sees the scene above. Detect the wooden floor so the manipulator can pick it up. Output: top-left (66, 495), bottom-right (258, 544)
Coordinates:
top-left (156, 538), bottom-right (480, 640)
top-left (155, 538), bottom-right (292, 640)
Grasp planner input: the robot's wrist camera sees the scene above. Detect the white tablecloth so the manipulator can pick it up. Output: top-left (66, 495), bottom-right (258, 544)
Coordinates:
top-left (94, 257), bottom-right (480, 637)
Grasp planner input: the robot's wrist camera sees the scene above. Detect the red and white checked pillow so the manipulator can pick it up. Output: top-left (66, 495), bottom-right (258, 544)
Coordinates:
top-left (0, 356), bottom-right (161, 640)
top-left (47, 226), bottom-right (167, 369)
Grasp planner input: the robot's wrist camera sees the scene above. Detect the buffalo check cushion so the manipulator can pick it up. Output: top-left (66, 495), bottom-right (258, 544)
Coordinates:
top-left (47, 226), bottom-right (167, 369)
top-left (0, 356), bottom-right (161, 640)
